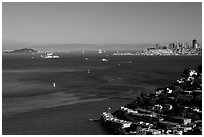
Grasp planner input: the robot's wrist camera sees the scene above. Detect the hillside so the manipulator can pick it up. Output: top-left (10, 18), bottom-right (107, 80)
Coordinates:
top-left (4, 48), bottom-right (38, 53)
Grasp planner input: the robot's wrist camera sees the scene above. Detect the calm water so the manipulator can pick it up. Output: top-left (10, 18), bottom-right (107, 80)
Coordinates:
top-left (2, 53), bottom-right (202, 134)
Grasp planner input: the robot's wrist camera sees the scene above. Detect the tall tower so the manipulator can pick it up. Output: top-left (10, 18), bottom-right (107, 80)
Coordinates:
top-left (192, 39), bottom-right (197, 48)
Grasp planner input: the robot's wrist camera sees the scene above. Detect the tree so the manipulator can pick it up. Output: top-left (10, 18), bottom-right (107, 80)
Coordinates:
top-left (182, 69), bottom-right (190, 78)
top-left (157, 93), bottom-right (168, 105)
top-left (192, 114), bottom-right (201, 122)
top-left (136, 96), bottom-right (144, 106)
top-left (146, 98), bottom-right (156, 106)
top-left (140, 92), bottom-right (145, 99)
top-left (197, 65), bottom-right (202, 74)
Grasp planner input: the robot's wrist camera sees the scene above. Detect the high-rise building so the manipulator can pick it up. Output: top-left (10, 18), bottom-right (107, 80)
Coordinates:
top-left (155, 44), bottom-right (159, 49)
top-left (192, 39), bottom-right (197, 48)
top-left (185, 42), bottom-right (189, 49)
top-left (168, 43), bottom-right (175, 50)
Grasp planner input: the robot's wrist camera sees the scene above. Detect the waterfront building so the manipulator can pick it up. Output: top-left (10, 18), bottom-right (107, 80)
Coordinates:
top-left (101, 112), bottom-right (132, 129)
top-left (157, 121), bottom-right (180, 130)
top-left (120, 106), bottom-right (138, 114)
top-left (125, 111), bottom-right (158, 123)
top-left (136, 128), bottom-right (161, 135)
top-left (167, 116), bottom-right (191, 125)
top-left (134, 108), bottom-right (154, 114)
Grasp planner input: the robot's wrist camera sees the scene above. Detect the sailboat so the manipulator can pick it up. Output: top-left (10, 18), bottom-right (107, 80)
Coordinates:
top-left (53, 82), bottom-right (56, 88)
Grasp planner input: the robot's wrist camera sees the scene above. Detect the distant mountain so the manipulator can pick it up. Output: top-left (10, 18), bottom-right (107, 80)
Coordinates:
top-left (4, 48), bottom-right (38, 53)
top-left (2, 39), bottom-right (153, 52)
top-left (33, 43), bottom-right (153, 52)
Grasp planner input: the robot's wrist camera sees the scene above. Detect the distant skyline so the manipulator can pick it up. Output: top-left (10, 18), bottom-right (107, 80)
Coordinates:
top-left (2, 2), bottom-right (202, 50)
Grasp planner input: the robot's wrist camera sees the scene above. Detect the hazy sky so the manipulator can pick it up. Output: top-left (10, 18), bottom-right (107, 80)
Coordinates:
top-left (2, 2), bottom-right (202, 46)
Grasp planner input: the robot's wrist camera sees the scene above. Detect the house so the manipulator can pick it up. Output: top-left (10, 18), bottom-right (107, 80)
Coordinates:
top-left (177, 78), bottom-right (185, 83)
top-left (136, 128), bottom-right (161, 135)
top-left (125, 111), bottom-right (158, 123)
top-left (173, 129), bottom-right (183, 135)
top-left (177, 94), bottom-right (193, 102)
top-left (155, 90), bottom-right (163, 96)
top-left (120, 106), bottom-right (138, 114)
top-left (192, 90), bottom-right (202, 96)
top-left (157, 121), bottom-right (180, 130)
top-left (163, 104), bottom-right (173, 111)
top-left (152, 104), bottom-right (163, 111)
top-left (168, 116), bottom-right (191, 125)
top-left (134, 108), bottom-right (154, 114)
top-left (180, 126), bottom-right (192, 133)
top-left (183, 90), bottom-right (193, 95)
top-left (189, 69), bottom-right (197, 76)
top-left (166, 88), bottom-right (173, 93)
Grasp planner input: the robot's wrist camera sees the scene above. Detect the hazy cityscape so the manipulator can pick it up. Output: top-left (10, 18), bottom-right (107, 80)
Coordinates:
top-left (2, 2), bottom-right (202, 135)
top-left (113, 39), bottom-right (202, 56)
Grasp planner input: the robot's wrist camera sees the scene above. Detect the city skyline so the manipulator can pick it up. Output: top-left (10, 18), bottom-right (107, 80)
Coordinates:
top-left (2, 2), bottom-right (202, 50)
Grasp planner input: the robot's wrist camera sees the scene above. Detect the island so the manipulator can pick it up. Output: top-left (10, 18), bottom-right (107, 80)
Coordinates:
top-left (101, 65), bottom-right (202, 135)
top-left (4, 48), bottom-right (38, 54)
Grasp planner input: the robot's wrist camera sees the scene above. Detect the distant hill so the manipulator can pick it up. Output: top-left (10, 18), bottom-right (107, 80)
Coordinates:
top-left (33, 43), bottom-right (153, 52)
top-left (2, 40), bottom-right (153, 52)
top-left (4, 48), bottom-right (38, 53)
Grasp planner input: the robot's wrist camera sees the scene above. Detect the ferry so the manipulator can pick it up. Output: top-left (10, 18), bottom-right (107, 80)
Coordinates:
top-left (41, 52), bottom-right (59, 59)
top-left (101, 58), bottom-right (108, 62)
top-left (98, 49), bottom-right (102, 54)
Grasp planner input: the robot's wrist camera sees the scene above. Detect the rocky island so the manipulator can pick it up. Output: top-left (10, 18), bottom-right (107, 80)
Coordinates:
top-left (101, 65), bottom-right (202, 135)
top-left (4, 48), bottom-right (38, 54)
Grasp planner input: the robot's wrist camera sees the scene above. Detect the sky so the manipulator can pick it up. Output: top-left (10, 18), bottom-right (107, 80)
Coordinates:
top-left (2, 2), bottom-right (202, 50)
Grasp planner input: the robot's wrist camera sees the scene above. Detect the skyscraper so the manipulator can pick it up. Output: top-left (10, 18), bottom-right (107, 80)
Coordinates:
top-left (192, 39), bottom-right (197, 48)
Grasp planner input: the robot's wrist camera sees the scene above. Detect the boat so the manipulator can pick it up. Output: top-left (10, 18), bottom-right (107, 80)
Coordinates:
top-left (41, 52), bottom-right (59, 58)
top-left (101, 58), bottom-right (108, 62)
top-left (89, 118), bottom-right (99, 122)
top-left (98, 49), bottom-right (103, 54)
top-left (87, 69), bottom-right (90, 74)
top-left (53, 82), bottom-right (56, 87)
